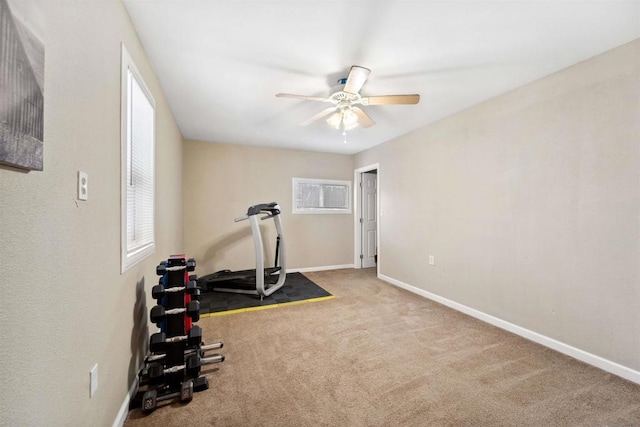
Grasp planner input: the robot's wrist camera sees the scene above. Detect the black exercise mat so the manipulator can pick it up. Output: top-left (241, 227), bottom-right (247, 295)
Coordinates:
top-left (198, 272), bottom-right (333, 316)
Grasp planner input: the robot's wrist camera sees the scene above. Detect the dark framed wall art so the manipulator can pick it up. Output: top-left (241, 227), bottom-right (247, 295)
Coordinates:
top-left (0, 0), bottom-right (45, 171)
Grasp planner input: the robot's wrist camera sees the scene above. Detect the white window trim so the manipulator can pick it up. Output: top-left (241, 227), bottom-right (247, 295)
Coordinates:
top-left (292, 177), bottom-right (352, 214)
top-left (120, 44), bottom-right (156, 273)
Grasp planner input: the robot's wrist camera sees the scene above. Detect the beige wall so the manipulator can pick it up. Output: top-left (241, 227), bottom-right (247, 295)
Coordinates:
top-left (0, 1), bottom-right (184, 424)
top-left (356, 39), bottom-right (640, 372)
top-left (183, 141), bottom-right (354, 273)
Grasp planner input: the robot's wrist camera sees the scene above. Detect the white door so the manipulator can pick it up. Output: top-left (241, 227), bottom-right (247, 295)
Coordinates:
top-left (361, 172), bottom-right (377, 268)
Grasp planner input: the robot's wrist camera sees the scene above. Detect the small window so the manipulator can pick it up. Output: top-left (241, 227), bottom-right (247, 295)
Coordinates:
top-left (120, 45), bottom-right (155, 272)
top-left (292, 178), bottom-right (351, 214)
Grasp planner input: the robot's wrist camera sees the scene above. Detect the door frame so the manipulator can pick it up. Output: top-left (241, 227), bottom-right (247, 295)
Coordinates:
top-left (354, 163), bottom-right (380, 273)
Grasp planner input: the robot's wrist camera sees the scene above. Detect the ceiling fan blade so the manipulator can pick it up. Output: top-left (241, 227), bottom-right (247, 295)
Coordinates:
top-left (276, 93), bottom-right (328, 102)
top-left (300, 107), bottom-right (337, 126)
top-left (343, 66), bottom-right (371, 95)
top-left (362, 94), bottom-right (420, 105)
top-left (352, 107), bottom-right (375, 128)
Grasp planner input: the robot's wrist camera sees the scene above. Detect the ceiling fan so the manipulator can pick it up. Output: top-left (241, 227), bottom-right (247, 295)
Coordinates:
top-left (276, 66), bottom-right (420, 133)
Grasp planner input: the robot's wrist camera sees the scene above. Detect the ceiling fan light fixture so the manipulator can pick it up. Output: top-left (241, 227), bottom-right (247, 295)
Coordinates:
top-left (343, 120), bottom-right (359, 131)
top-left (326, 112), bottom-right (342, 129)
top-left (342, 108), bottom-right (358, 127)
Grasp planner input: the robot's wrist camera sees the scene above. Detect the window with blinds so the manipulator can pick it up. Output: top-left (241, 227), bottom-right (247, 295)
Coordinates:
top-left (121, 45), bottom-right (155, 272)
top-left (292, 177), bottom-right (351, 214)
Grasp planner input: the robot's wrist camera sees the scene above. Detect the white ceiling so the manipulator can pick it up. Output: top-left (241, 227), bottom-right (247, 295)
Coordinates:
top-left (123, 0), bottom-right (640, 155)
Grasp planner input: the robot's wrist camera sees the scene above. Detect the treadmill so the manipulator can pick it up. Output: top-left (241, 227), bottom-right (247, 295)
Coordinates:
top-left (197, 202), bottom-right (286, 298)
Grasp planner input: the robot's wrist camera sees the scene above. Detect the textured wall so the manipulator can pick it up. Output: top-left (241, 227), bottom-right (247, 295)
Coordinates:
top-left (356, 39), bottom-right (640, 372)
top-left (183, 141), bottom-right (354, 274)
top-left (0, 1), bottom-right (184, 424)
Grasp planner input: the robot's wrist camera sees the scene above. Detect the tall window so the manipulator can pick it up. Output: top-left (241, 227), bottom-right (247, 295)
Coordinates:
top-left (121, 45), bottom-right (155, 272)
top-left (292, 178), bottom-right (351, 214)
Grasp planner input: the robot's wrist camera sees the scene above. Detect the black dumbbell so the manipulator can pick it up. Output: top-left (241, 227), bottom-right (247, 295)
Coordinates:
top-left (187, 282), bottom-right (202, 301)
top-left (152, 284), bottom-right (165, 301)
top-left (191, 287), bottom-right (201, 302)
top-left (194, 377), bottom-right (209, 392)
top-left (151, 281), bottom-right (199, 302)
top-left (187, 325), bottom-right (202, 347)
top-left (150, 302), bottom-right (199, 325)
top-left (150, 332), bottom-right (167, 353)
top-left (180, 380), bottom-right (194, 402)
top-left (149, 352), bottom-right (221, 379)
top-left (140, 379), bottom-right (193, 414)
top-left (141, 389), bottom-right (158, 414)
top-left (187, 300), bottom-right (200, 322)
top-left (146, 362), bottom-right (184, 385)
top-left (186, 354), bottom-right (201, 377)
top-left (149, 325), bottom-right (201, 352)
top-left (149, 353), bottom-right (201, 375)
top-left (147, 362), bottom-right (165, 385)
top-left (156, 262), bottom-right (167, 276)
top-left (186, 281), bottom-right (198, 294)
top-left (186, 258), bottom-right (196, 272)
top-left (150, 306), bottom-right (168, 324)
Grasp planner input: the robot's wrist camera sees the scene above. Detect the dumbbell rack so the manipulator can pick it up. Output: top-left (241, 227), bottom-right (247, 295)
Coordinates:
top-left (130, 255), bottom-right (224, 414)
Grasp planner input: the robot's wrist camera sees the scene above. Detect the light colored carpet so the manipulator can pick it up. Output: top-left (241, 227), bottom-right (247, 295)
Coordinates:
top-left (125, 268), bottom-right (640, 426)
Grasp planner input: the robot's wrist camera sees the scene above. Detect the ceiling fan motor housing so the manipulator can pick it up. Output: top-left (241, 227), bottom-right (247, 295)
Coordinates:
top-left (329, 90), bottom-right (361, 106)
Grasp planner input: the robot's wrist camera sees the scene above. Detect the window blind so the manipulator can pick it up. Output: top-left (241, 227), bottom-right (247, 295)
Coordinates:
top-left (126, 69), bottom-right (155, 257)
top-left (121, 45), bottom-right (156, 272)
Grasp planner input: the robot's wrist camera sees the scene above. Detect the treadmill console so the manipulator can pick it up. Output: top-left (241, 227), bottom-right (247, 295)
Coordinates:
top-left (246, 202), bottom-right (280, 217)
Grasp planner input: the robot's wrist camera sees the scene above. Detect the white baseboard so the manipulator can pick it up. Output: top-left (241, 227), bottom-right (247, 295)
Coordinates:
top-left (288, 264), bottom-right (354, 273)
top-left (112, 376), bottom-right (139, 427)
top-left (379, 273), bottom-right (640, 385)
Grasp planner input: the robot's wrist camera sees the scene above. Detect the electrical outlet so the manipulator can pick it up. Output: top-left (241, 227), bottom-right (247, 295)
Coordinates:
top-left (90, 363), bottom-right (98, 397)
top-left (78, 171), bottom-right (89, 201)
top-left (429, 255), bottom-right (435, 266)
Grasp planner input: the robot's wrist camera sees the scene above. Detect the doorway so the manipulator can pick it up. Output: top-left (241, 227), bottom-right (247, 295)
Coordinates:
top-left (354, 163), bottom-right (379, 272)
